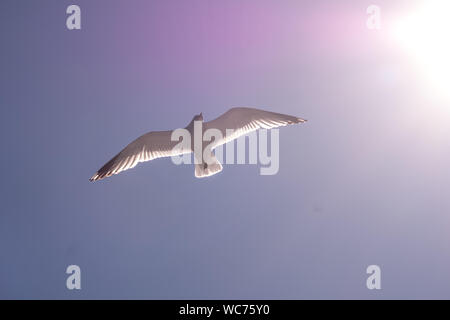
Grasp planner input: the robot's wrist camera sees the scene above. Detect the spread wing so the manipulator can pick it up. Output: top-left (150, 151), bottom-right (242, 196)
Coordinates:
top-left (204, 107), bottom-right (306, 148)
top-left (89, 130), bottom-right (189, 182)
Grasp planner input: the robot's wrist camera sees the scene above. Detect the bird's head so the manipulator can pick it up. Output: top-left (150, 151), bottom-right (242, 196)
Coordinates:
top-left (193, 112), bottom-right (203, 122)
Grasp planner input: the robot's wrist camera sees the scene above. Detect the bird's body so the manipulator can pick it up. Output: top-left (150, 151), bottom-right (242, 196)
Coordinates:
top-left (89, 107), bottom-right (306, 181)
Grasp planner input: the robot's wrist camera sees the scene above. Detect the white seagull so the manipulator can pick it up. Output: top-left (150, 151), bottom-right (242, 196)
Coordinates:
top-left (89, 107), bottom-right (306, 181)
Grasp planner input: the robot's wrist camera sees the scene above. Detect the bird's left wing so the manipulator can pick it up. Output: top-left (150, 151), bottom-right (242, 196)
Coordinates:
top-left (89, 130), bottom-right (189, 181)
top-left (204, 107), bottom-right (306, 149)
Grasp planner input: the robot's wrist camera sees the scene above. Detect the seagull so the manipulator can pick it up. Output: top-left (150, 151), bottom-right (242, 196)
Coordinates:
top-left (89, 107), bottom-right (306, 181)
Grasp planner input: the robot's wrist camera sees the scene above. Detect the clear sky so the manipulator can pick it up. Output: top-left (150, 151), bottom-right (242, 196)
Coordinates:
top-left (1, 0), bottom-right (450, 299)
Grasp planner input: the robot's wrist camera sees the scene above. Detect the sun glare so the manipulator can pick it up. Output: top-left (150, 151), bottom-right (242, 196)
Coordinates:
top-left (392, 0), bottom-right (450, 99)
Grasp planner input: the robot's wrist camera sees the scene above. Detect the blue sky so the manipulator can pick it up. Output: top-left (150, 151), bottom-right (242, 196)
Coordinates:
top-left (1, 0), bottom-right (450, 299)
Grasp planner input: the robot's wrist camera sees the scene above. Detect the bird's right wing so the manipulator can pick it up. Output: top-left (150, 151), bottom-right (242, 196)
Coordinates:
top-left (89, 130), bottom-right (190, 181)
top-left (204, 107), bottom-right (306, 148)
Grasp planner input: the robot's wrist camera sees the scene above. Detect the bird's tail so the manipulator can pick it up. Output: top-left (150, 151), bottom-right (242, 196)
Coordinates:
top-left (195, 153), bottom-right (223, 178)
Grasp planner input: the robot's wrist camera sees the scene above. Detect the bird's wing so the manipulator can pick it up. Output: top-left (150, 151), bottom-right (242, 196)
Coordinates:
top-left (204, 107), bottom-right (306, 148)
top-left (90, 130), bottom-right (190, 181)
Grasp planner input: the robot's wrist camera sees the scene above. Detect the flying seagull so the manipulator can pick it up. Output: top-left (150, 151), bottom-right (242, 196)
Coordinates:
top-left (89, 107), bottom-right (306, 181)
